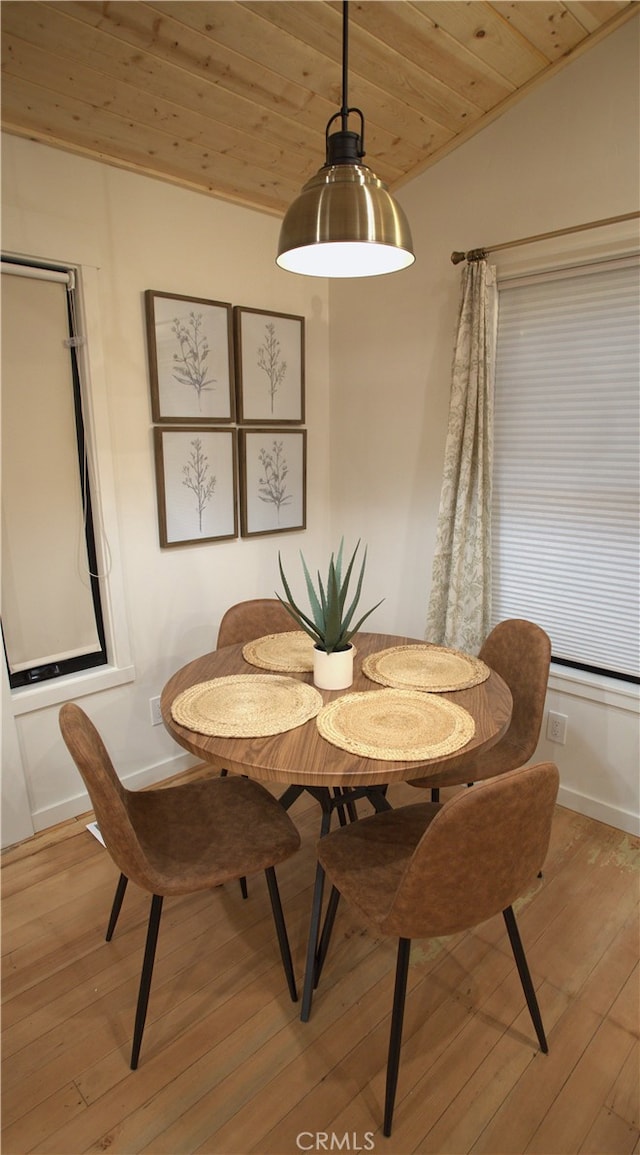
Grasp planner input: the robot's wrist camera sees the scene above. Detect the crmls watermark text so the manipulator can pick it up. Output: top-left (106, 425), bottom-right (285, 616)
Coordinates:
top-left (296, 1133), bottom-right (375, 1151)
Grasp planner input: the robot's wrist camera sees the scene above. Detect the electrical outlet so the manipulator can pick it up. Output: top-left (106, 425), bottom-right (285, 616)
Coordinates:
top-left (149, 696), bottom-right (162, 726)
top-left (546, 710), bottom-right (568, 745)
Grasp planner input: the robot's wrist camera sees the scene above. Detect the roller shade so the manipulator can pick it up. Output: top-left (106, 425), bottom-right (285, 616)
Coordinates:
top-left (1, 268), bottom-right (102, 675)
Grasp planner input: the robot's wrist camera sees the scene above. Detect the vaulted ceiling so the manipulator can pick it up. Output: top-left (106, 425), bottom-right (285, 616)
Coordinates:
top-left (2, 2), bottom-right (638, 217)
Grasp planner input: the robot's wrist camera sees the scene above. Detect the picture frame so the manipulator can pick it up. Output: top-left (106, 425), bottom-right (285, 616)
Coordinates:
top-left (234, 306), bottom-right (305, 424)
top-left (239, 428), bottom-right (307, 538)
top-left (145, 290), bottom-right (234, 423)
top-left (153, 427), bottom-right (237, 547)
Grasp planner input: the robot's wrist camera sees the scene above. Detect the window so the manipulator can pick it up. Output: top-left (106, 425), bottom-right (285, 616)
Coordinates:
top-left (1, 259), bottom-right (107, 686)
top-left (492, 257), bottom-right (639, 683)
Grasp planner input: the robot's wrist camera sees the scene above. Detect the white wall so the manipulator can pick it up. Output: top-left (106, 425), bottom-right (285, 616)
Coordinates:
top-left (328, 19), bottom-right (639, 834)
top-left (1, 143), bottom-right (331, 842)
top-left (2, 19), bottom-right (638, 844)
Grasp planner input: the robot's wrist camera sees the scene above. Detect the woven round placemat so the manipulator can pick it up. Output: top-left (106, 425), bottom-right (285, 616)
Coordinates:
top-left (171, 674), bottom-right (323, 737)
top-left (242, 631), bottom-right (315, 672)
top-left (316, 688), bottom-right (475, 761)
top-left (362, 644), bottom-right (490, 692)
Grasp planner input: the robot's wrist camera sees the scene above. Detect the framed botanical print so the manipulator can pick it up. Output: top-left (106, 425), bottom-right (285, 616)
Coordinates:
top-left (239, 428), bottom-right (306, 537)
top-left (153, 427), bottom-right (237, 547)
top-left (234, 307), bottom-right (304, 424)
top-left (146, 291), bottom-right (234, 423)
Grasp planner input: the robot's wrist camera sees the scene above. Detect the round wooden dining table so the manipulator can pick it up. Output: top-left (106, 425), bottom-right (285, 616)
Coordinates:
top-left (161, 631), bottom-right (512, 790)
top-left (161, 630), bottom-right (512, 1019)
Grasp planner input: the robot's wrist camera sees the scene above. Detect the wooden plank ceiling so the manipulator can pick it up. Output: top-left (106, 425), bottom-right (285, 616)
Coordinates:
top-left (2, 1), bottom-right (638, 217)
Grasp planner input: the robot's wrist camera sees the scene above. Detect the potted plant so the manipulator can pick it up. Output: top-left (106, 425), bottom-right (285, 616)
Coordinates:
top-left (277, 539), bottom-right (383, 689)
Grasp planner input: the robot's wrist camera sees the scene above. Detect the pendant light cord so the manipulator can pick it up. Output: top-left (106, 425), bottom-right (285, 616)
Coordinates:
top-left (341, 1), bottom-right (349, 131)
top-left (324, 1), bottom-right (365, 161)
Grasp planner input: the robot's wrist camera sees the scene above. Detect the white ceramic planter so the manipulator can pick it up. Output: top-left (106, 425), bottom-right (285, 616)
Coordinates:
top-left (313, 644), bottom-right (355, 691)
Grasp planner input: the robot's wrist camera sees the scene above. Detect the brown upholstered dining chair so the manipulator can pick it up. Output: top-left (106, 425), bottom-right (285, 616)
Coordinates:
top-left (315, 760), bottom-right (559, 1137)
top-left (216, 597), bottom-right (294, 649)
top-left (408, 619), bottom-right (551, 800)
top-left (215, 599), bottom-right (300, 842)
top-left (59, 702), bottom-right (300, 1069)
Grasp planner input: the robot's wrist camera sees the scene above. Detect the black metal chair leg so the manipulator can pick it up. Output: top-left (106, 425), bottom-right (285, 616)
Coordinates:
top-left (264, 866), bottom-right (298, 1002)
top-left (503, 905), bottom-right (548, 1053)
top-left (105, 873), bottom-right (128, 941)
top-left (384, 937), bottom-right (411, 1137)
top-left (430, 787), bottom-right (440, 803)
top-left (131, 894), bottom-right (163, 1070)
top-left (221, 771), bottom-right (248, 896)
top-left (314, 885), bottom-right (341, 987)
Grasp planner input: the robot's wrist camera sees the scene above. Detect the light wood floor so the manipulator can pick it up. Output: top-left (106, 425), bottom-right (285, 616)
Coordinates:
top-left (2, 771), bottom-right (639, 1155)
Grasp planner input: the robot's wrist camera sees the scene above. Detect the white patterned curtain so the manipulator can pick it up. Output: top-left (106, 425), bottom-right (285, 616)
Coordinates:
top-left (426, 258), bottom-right (498, 654)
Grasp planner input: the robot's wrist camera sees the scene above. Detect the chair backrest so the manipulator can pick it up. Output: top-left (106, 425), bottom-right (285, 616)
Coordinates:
top-left (216, 598), bottom-right (294, 649)
top-left (479, 619), bottom-right (551, 766)
top-left (59, 702), bottom-right (158, 891)
top-left (382, 761), bottom-right (559, 939)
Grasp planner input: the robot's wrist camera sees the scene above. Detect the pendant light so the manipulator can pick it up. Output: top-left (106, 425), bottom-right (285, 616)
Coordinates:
top-left (276, 2), bottom-right (415, 278)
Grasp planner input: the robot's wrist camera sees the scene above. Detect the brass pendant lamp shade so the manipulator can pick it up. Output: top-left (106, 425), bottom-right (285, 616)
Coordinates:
top-left (276, 4), bottom-right (415, 279)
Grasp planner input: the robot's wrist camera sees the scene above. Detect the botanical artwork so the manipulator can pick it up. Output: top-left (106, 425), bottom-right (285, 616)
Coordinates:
top-left (234, 308), bottom-right (304, 424)
top-left (154, 428), bottom-right (237, 546)
top-left (146, 292), bottom-right (234, 423)
top-left (258, 439), bottom-right (291, 520)
top-left (258, 322), bottom-right (287, 414)
top-left (171, 314), bottom-right (215, 410)
top-left (181, 436), bottom-right (217, 533)
top-left (240, 429), bottom-right (306, 537)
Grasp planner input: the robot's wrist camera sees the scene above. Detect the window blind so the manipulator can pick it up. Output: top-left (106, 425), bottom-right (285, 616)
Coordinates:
top-left (492, 258), bottom-right (639, 681)
top-left (1, 267), bottom-right (102, 676)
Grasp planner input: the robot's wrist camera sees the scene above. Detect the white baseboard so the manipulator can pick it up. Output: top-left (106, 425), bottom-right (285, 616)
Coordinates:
top-left (557, 784), bottom-right (640, 837)
top-left (29, 760), bottom-right (640, 838)
top-left (31, 751), bottom-right (199, 832)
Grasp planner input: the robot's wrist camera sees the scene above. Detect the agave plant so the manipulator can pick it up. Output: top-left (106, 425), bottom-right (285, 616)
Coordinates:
top-left (277, 539), bottom-right (383, 654)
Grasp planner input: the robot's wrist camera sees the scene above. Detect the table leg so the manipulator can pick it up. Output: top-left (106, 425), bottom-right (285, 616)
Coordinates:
top-left (300, 796), bottom-right (333, 1022)
top-left (296, 784), bottom-right (392, 1022)
top-left (279, 784), bottom-right (304, 809)
top-left (368, 786), bottom-right (393, 813)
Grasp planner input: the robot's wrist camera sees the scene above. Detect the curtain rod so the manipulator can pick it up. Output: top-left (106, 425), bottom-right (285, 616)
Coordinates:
top-left (450, 210), bottom-right (640, 264)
